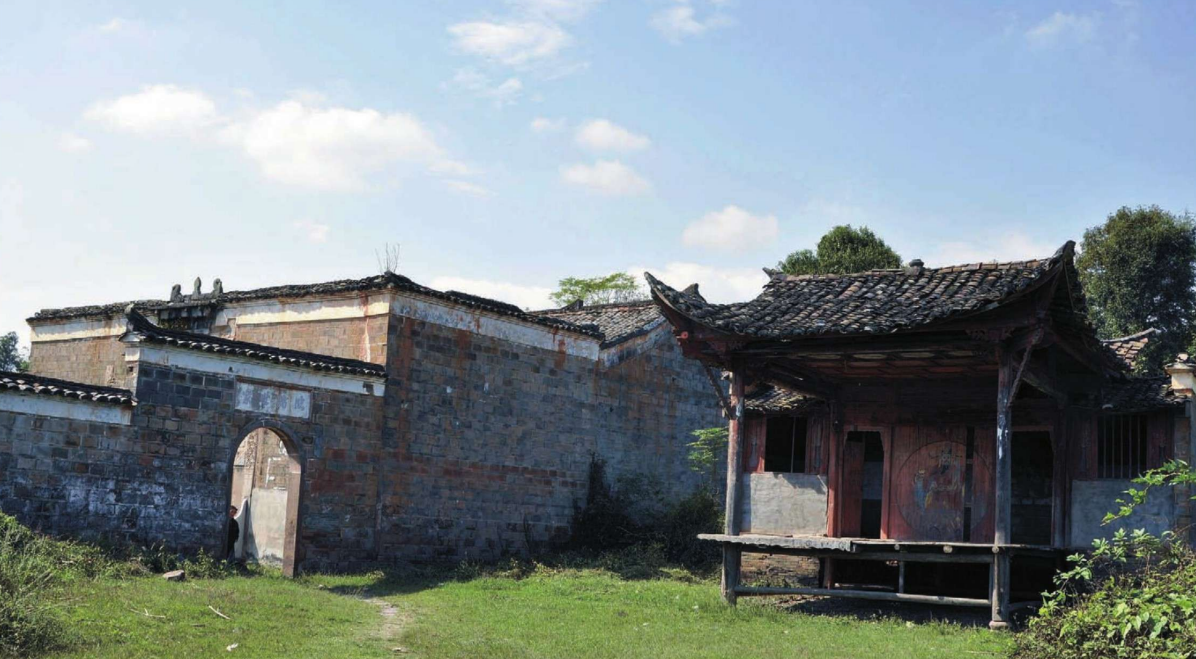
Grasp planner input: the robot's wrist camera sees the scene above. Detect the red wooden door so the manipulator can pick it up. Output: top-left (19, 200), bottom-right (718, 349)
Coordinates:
top-left (840, 435), bottom-right (865, 537)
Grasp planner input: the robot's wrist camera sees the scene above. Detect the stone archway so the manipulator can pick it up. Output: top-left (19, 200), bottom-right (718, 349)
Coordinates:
top-left (227, 421), bottom-right (303, 576)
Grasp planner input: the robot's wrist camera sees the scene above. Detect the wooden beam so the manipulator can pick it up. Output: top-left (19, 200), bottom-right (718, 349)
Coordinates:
top-left (703, 367), bottom-right (734, 417)
top-left (736, 585), bottom-right (990, 608)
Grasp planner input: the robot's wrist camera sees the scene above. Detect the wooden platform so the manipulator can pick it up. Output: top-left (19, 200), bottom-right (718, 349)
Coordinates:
top-left (698, 533), bottom-right (1067, 558)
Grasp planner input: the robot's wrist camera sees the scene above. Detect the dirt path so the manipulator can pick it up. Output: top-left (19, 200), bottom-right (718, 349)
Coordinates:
top-left (365, 595), bottom-right (412, 653)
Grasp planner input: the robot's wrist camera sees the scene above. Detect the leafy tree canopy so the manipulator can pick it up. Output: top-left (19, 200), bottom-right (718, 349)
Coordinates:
top-left (776, 225), bottom-right (902, 275)
top-left (1077, 205), bottom-right (1196, 371)
top-left (550, 272), bottom-right (646, 307)
top-left (0, 332), bottom-right (28, 372)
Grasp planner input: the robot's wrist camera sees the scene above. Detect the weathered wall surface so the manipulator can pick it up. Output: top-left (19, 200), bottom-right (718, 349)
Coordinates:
top-left (29, 335), bottom-right (129, 388)
top-left (243, 487), bottom-right (289, 565)
top-left (740, 473), bottom-right (827, 535)
top-left (1069, 479), bottom-right (1177, 546)
top-left (377, 310), bottom-right (722, 562)
top-left (15, 292), bottom-right (723, 567)
top-left (0, 358), bottom-right (386, 572)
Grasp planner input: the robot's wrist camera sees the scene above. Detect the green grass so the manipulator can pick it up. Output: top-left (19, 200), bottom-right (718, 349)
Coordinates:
top-left (44, 564), bottom-right (1012, 659)
top-left (48, 570), bottom-right (392, 659)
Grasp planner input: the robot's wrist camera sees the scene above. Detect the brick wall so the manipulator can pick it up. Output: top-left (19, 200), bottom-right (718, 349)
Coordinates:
top-left (29, 336), bottom-right (130, 388)
top-left (0, 361), bottom-right (386, 572)
top-left (228, 316), bottom-right (389, 366)
top-left (13, 298), bottom-right (723, 568)
top-left (377, 313), bottom-right (723, 562)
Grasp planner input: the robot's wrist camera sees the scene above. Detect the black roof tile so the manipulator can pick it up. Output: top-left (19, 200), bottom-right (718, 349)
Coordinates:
top-left (124, 310), bottom-right (387, 378)
top-left (0, 371), bottom-right (135, 406)
top-left (533, 300), bottom-right (662, 347)
top-left (647, 243), bottom-right (1076, 339)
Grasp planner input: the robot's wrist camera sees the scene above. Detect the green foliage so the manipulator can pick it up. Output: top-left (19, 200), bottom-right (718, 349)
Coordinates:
top-left (776, 225), bottom-right (902, 276)
top-left (686, 426), bottom-right (727, 475)
top-left (550, 272), bottom-right (646, 307)
top-left (569, 456), bottom-right (723, 570)
top-left (0, 513), bottom-right (238, 657)
top-left (1077, 206), bottom-right (1196, 371)
top-left (0, 332), bottom-right (28, 372)
top-left (1017, 461), bottom-right (1196, 659)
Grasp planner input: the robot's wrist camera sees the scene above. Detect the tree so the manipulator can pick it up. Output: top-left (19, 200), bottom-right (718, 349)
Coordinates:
top-left (0, 332), bottom-right (28, 372)
top-left (776, 225), bottom-right (902, 275)
top-left (549, 272), bottom-right (646, 307)
top-left (1077, 206), bottom-right (1196, 371)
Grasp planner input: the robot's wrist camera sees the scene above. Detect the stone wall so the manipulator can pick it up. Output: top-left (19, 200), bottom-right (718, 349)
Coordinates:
top-left (29, 335), bottom-right (129, 388)
top-left (376, 312), bottom-right (723, 562)
top-left (0, 358), bottom-right (386, 572)
top-left (13, 294), bottom-right (723, 568)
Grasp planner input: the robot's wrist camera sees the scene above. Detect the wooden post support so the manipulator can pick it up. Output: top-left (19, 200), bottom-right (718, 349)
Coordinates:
top-left (721, 546), bottom-right (742, 605)
top-left (992, 343), bottom-right (1014, 630)
top-left (990, 552), bottom-right (1011, 630)
top-left (721, 370), bottom-right (746, 605)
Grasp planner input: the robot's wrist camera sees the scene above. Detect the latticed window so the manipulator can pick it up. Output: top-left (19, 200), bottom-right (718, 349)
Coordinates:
top-left (1097, 414), bottom-right (1149, 479)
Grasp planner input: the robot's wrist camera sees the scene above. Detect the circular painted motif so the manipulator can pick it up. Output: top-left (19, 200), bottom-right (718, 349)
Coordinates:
top-left (894, 441), bottom-right (988, 541)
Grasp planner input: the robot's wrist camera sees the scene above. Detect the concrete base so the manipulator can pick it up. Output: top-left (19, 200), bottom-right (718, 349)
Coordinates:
top-left (988, 621), bottom-right (1009, 631)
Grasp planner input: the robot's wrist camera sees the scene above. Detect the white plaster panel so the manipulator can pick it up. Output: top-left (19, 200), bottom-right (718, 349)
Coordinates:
top-left (391, 294), bottom-right (600, 359)
top-left (30, 314), bottom-right (156, 342)
top-left (235, 382), bottom-right (312, 419)
top-left (214, 294), bottom-right (393, 327)
top-left (0, 391), bottom-right (132, 425)
top-left (740, 472), bottom-right (829, 536)
top-left (126, 345), bottom-right (385, 396)
top-left (1069, 479), bottom-right (1177, 547)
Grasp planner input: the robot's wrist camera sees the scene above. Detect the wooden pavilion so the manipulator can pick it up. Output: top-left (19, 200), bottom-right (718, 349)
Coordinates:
top-left (646, 242), bottom-right (1193, 629)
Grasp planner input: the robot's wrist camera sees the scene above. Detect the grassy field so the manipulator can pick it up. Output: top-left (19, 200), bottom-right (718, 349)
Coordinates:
top-left (43, 562), bottom-right (1012, 659)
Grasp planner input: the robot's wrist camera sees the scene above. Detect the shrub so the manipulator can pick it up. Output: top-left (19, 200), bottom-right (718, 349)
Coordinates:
top-left (1016, 461), bottom-right (1196, 659)
top-left (569, 455), bottom-right (724, 571)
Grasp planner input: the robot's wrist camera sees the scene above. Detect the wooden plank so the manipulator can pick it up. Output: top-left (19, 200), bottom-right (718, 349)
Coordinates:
top-left (840, 434), bottom-right (865, 537)
top-left (736, 585), bottom-right (990, 608)
top-left (699, 533), bottom-right (856, 552)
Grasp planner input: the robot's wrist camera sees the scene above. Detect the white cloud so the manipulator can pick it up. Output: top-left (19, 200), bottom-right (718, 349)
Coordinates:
top-left (1025, 11), bottom-right (1098, 45)
top-left (575, 119), bottom-right (650, 152)
top-left (444, 179), bottom-right (493, 197)
top-left (85, 85), bottom-right (218, 135)
top-left (430, 159), bottom-right (474, 176)
top-left (530, 117), bottom-right (566, 132)
top-left (97, 17), bottom-right (132, 33)
top-left (509, 0), bottom-right (604, 22)
top-left (651, 1), bottom-right (732, 43)
top-left (57, 132), bottom-right (92, 153)
top-left (928, 231), bottom-right (1056, 266)
top-left (560, 160), bottom-right (651, 195)
top-left (682, 205), bottom-right (779, 251)
top-left (429, 276), bottom-right (554, 310)
top-left (448, 20), bottom-right (571, 66)
top-left (629, 262), bottom-right (768, 303)
top-left (444, 68), bottom-right (524, 106)
top-left (294, 220), bottom-right (330, 243)
top-left (220, 100), bottom-right (445, 191)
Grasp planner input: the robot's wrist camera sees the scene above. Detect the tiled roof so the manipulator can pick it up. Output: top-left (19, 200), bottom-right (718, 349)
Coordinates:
top-left (1102, 329), bottom-right (1156, 369)
top-left (533, 300), bottom-right (663, 347)
top-left (124, 310), bottom-right (387, 378)
top-left (646, 243), bottom-right (1076, 340)
top-left (0, 371), bottom-right (135, 406)
top-left (31, 274), bottom-right (602, 339)
top-left (745, 385), bottom-right (822, 414)
top-left (1101, 376), bottom-right (1189, 412)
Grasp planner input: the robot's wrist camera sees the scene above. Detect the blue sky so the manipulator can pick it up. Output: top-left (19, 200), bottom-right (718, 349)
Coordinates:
top-left (2, 1), bottom-right (1194, 345)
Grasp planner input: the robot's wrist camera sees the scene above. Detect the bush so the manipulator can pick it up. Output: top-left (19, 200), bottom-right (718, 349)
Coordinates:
top-left (1015, 535), bottom-right (1196, 659)
top-left (1016, 461), bottom-right (1196, 659)
top-left (0, 513), bottom-right (236, 657)
top-left (569, 456), bottom-right (724, 570)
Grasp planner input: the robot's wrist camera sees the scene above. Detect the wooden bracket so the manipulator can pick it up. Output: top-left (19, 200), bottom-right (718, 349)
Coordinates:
top-left (704, 366), bottom-right (736, 418)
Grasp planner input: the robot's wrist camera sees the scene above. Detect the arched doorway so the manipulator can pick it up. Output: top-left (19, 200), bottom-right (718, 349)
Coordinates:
top-left (228, 426), bottom-right (302, 576)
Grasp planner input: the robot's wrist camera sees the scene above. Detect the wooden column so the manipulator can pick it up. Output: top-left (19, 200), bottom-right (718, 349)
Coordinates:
top-left (991, 344), bottom-right (1014, 630)
top-left (721, 370), bottom-right (746, 605)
